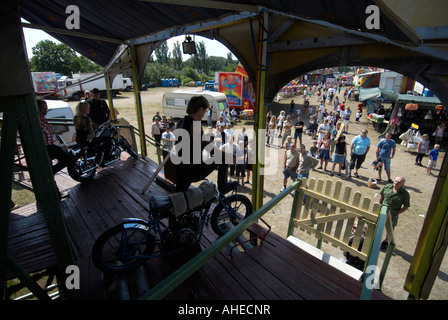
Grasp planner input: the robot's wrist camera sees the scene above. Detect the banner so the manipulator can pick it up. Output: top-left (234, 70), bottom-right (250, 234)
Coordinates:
top-left (218, 72), bottom-right (243, 107)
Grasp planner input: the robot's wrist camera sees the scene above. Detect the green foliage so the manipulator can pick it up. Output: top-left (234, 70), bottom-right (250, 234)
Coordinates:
top-left (144, 63), bottom-right (177, 86)
top-left (29, 40), bottom-right (101, 75)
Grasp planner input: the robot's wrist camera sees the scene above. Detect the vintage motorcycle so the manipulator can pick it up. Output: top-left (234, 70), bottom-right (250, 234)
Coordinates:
top-left (57, 119), bottom-right (138, 182)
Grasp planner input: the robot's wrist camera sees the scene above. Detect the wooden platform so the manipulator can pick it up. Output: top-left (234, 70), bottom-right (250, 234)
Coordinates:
top-left (8, 155), bottom-right (391, 300)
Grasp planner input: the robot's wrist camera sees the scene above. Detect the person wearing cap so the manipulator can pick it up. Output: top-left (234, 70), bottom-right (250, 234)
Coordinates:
top-left (87, 88), bottom-right (110, 127)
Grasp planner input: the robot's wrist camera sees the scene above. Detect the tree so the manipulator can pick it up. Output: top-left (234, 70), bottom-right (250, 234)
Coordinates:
top-left (172, 41), bottom-right (183, 70)
top-left (143, 63), bottom-right (176, 86)
top-left (29, 40), bottom-right (101, 74)
top-left (191, 41), bottom-right (209, 74)
top-left (154, 40), bottom-right (170, 65)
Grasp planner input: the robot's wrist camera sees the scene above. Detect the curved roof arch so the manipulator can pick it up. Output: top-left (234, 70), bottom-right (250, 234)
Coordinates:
top-left (18, 0), bottom-right (448, 103)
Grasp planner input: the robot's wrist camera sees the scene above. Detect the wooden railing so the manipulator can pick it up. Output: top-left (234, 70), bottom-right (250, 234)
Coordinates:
top-left (287, 178), bottom-right (381, 263)
top-left (286, 177), bottom-right (395, 299)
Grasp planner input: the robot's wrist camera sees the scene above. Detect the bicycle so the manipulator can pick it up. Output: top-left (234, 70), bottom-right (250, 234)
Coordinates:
top-left (92, 179), bottom-right (253, 274)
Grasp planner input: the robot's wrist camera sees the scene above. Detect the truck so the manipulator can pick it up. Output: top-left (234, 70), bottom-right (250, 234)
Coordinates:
top-left (31, 72), bottom-right (59, 98)
top-left (57, 73), bottom-right (127, 100)
top-left (162, 90), bottom-right (228, 122)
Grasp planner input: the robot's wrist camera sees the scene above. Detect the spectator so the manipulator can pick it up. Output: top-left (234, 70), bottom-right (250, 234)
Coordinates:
top-left (160, 114), bottom-right (170, 133)
top-left (235, 141), bottom-right (247, 186)
top-left (348, 129), bottom-right (371, 178)
top-left (427, 144), bottom-right (440, 175)
top-left (280, 144), bottom-right (300, 192)
top-left (330, 135), bottom-right (347, 177)
top-left (276, 111), bottom-right (286, 137)
top-left (376, 132), bottom-right (396, 183)
top-left (161, 126), bottom-right (175, 150)
top-left (297, 144), bottom-right (319, 179)
top-left (293, 117), bottom-right (304, 146)
top-left (151, 117), bottom-right (162, 146)
top-left (379, 177), bottom-right (410, 251)
top-left (281, 115), bottom-right (293, 148)
top-left (317, 118), bottom-right (330, 145)
top-left (415, 134), bottom-right (430, 166)
top-left (434, 122), bottom-right (445, 145)
top-left (317, 131), bottom-right (331, 171)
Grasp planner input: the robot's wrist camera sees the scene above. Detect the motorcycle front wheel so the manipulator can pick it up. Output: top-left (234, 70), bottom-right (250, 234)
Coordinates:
top-left (210, 194), bottom-right (253, 236)
top-left (92, 223), bottom-right (155, 274)
top-left (67, 152), bottom-right (96, 182)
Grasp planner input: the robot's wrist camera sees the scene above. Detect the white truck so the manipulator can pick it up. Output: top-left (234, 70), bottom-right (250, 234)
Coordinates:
top-left (162, 90), bottom-right (229, 121)
top-left (57, 73), bottom-right (127, 100)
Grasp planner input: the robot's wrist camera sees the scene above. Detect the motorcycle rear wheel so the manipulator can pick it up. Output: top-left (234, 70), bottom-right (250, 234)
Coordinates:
top-left (67, 152), bottom-right (96, 182)
top-left (92, 223), bottom-right (155, 274)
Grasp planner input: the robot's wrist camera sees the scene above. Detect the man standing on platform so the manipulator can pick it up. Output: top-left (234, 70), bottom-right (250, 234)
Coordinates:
top-left (87, 88), bottom-right (110, 128)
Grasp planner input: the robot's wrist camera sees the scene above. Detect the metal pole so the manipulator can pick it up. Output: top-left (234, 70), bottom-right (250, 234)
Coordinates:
top-left (129, 45), bottom-right (148, 156)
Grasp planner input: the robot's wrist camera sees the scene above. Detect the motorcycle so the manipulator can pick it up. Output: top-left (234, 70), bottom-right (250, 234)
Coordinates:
top-left (57, 119), bottom-right (138, 182)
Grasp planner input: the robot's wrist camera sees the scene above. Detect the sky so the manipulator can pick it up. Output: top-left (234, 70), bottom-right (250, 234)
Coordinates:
top-left (22, 26), bottom-right (235, 61)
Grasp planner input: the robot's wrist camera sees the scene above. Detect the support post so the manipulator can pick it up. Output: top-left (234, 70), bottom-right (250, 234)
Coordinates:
top-left (129, 45), bottom-right (147, 156)
top-left (405, 153), bottom-right (448, 299)
top-left (252, 10), bottom-right (269, 211)
top-left (1, 3), bottom-right (74, 299)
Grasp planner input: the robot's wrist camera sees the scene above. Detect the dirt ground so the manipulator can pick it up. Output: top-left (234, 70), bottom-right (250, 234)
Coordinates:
top-left (67, 87), bottom-right (447, 300)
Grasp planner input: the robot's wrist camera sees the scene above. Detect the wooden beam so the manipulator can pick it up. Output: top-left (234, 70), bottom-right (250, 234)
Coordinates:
top-left (269, 35), bottom-right (373, 52)
top-left (139, 0), bottom-right (258, 12)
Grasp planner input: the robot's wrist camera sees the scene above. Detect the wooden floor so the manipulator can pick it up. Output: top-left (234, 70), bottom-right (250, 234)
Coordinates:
top-left (9, 154), bottom-right (391, 300)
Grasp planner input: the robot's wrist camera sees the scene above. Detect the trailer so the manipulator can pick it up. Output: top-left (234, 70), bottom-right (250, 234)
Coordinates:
top-left (57, 73), bottom-right (126, 100)
top-left (162, 90), bottom-right (228, 121)
top-left (31, 72), bottom-right (59, 98)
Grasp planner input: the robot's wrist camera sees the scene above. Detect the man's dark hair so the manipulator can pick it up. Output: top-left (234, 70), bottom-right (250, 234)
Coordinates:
top-left (187, 96), bottom-right (208, 115)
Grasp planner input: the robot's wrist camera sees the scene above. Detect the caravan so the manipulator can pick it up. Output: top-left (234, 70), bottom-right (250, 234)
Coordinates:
top-left (162, 90), bottom-right (229, 121)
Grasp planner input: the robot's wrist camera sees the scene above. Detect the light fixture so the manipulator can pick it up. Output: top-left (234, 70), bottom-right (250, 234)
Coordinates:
top-left (182, 35), bottom-right (196, 55)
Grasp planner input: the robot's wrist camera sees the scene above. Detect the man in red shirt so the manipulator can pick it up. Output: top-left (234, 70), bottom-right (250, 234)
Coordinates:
top-left (37, 100), bottom-right (72, 198)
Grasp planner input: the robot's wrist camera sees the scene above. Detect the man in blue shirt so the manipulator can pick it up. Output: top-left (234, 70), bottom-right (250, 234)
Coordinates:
top-left (376, 132), bottom-right (396, 183)
top-left (348, 129), bottom-right (371, 178)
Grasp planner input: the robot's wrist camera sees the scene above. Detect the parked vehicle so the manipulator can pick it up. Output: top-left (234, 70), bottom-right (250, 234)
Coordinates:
top-left (162, 89), bottom-right (228, 121)
top-left (31, 72), bottom-right (59, 98)
top-left (45, 99), bottom-right (76, 146)
top-left (122, 77), bottom-right (133, 91)
top-left (57, 73), bottom-right (126, 100)
top-left (57, 119), bottom-right (138, 182)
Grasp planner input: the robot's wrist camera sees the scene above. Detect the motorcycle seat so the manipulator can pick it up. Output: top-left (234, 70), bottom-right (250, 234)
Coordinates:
top-left (149, 195), bottom-right (173, 214)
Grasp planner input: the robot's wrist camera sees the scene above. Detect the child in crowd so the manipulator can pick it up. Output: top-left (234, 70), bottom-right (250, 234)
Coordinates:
top-left (415, 134), bottom-right (430, 166)
top-left (309, 141), bottom-right (318, 158)
top-left (355, 110), bottom-right (362, 123)
top-left (427, 144), bottom-right (440, 175)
